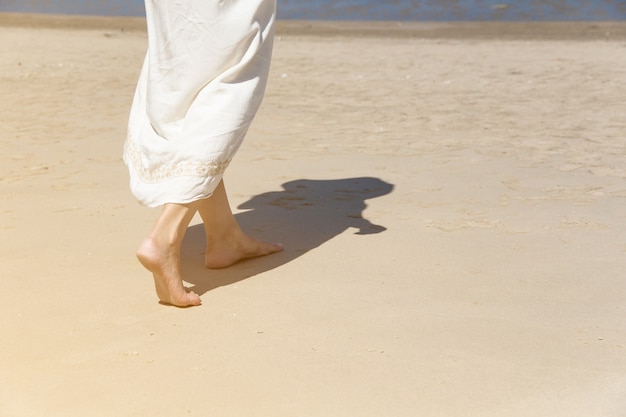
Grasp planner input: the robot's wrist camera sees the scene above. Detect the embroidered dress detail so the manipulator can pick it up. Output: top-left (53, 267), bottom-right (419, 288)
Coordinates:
top-left (124, 136), bottom-right (232, 183)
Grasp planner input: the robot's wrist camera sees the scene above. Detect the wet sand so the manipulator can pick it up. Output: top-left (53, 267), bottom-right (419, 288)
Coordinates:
top-left (1, 13), bottom-right (625, 417)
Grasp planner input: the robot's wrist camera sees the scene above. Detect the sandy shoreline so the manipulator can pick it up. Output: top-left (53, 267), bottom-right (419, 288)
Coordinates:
top-left (2, 11), bottom-right (626, 40)
top-left (1, 12), bottom-right (625, 417)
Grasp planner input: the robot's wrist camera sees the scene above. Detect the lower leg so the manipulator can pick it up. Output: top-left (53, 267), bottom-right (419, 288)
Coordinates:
top-left (199, 180), bottom-right (282, 269)
top-left (136, 201), bottom-right (202, 307)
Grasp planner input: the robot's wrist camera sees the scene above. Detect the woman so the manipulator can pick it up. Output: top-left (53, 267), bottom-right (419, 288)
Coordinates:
top-left (123, 0), bottom-right (282, 307)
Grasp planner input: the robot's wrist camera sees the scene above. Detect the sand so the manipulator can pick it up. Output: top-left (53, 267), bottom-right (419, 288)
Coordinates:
top-left (1, 13), bottom-right (625, 417)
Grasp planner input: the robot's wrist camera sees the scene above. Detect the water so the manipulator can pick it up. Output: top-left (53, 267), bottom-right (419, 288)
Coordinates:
top-left (0, 0), bottom-right (624, 21)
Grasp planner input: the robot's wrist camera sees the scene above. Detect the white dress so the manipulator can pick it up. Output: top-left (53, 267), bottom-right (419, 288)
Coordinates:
top-left (124, 0), bottom-right (275, 207)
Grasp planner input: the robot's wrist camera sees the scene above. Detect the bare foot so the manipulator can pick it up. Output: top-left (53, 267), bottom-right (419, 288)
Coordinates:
top-left (204, 230), bottom-right (283, 269)
top-left (136, 237), bottom-right (202, 307)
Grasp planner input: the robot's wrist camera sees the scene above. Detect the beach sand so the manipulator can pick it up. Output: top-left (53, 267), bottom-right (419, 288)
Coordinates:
top-left (1, 13), bottom-right (625, 417)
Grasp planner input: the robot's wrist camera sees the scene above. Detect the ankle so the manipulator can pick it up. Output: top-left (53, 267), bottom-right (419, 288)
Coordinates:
top-left (136, 236), bottom-right (160, 269)
top-left (205, 223), bottom-right (243, 245)
top-left (136, 235), bottom-right (177, 266)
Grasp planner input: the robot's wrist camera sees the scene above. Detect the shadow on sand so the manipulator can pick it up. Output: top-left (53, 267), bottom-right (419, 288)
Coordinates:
top-left (182, 177), bottom-right (394, 296)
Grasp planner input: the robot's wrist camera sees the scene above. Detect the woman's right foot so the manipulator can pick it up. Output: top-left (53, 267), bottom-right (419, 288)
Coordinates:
top-left (204, 231), bottom-right (283, 269)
